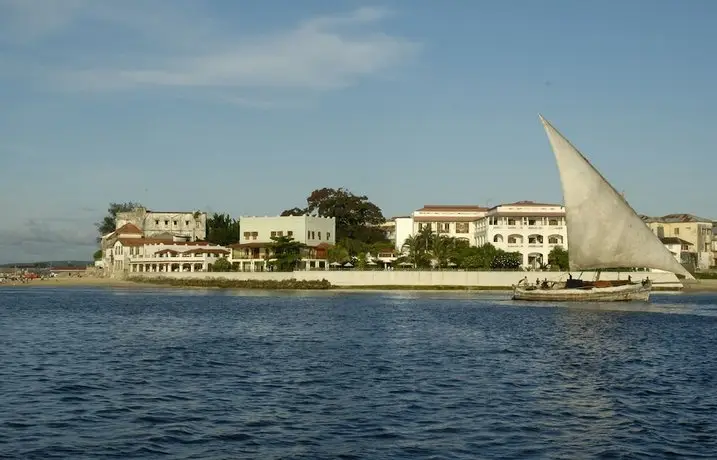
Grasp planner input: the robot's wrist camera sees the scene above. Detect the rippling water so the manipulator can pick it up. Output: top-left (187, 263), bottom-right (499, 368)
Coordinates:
top-left (1, 287), bottom-right (716, 459)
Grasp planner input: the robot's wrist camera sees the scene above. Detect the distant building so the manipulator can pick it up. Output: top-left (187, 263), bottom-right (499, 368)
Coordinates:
top-left (101, 223), bottom-right (228, 274)
top-left (228, 215), bottom-right (336, 271)
top-left (475, 201), bottom-right (568, 269)
top-left (410, 205), bottom-right (488, 248)
top-left (660, 237), bottom-right (696, 270)
top-left (115, 207), bottom-right (207, 241)
top-left (643, 214), bottom-right (713, 269)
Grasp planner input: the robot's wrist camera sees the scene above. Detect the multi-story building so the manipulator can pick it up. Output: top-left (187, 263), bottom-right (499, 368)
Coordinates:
top-left (116, 207), bottom-right (207, 241)
top-left (643, 214), bottom-right (714, 269)
top-left (105, 223), bottom-right (229, 274)
top-left (228, 215), bottom-right (336, 271)
top-left (660, 237), bottom-right (696, 269)
top-left (475, 201), bottom-right (568, 268)
top-left (410, 205), bottom-right (488, 248)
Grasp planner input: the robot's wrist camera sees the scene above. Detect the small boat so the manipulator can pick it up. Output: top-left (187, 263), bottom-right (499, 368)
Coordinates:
top-left (513, 115), bottom-right (694, 302)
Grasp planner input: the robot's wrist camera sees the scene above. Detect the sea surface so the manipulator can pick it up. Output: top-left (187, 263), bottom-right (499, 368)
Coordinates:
top-left (1, 287), bottom-right (716, 459)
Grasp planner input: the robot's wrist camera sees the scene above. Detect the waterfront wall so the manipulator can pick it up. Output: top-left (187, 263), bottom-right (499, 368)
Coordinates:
top-left (134, 270), bottom-right (682, 288)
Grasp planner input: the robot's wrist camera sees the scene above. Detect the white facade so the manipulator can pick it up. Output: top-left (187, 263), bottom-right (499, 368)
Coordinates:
top-left (109, 239), bottom-right (229, 274)
top-left (227, 215), bottom-right (336, 272)
top-left (475, 201), bottom-right (568, 268)
top-left (394, 217), bottom-right (415, 252)
top-left (410, 205), bottom-right (488, 247)
top-left (239, 215), bottom-right (336, 245)
top-left (116, 207), bottom-right (207, 241)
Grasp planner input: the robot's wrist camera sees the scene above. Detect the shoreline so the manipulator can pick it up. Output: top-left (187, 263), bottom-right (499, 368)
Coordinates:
top-left (3, 275), bottom-right (715, 292)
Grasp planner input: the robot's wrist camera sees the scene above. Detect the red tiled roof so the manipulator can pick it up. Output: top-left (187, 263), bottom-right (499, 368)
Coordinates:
top-left (115, 223), bottom-right (143, 234)
top-left (490, 200), bottom-right (563, 210)
top-left (414, 216), bottom-right (480, 222)
top-left (229, 241), bottom-right (333, 249)
top-left (155, 249), bottom-right (179, 255)
top-left (182, 248), bottom-right (230, 255)
top-left (116, 238), bottom-right (212, 247)
top-left (417, 205), bottom-right (487, 212)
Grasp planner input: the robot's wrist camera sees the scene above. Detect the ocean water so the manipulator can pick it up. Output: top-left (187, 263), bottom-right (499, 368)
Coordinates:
top-left (1, 287), bottom-right (716, 459)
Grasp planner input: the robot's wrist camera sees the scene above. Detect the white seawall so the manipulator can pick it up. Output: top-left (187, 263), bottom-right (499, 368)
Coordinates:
top-left (133, 270), bottom-right (683, 289)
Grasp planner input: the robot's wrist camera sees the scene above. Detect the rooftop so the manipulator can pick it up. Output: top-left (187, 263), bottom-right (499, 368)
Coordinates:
top-left (416, 205), bottom-right (487, 212)
top-left (642, 213), bottom-right (714, 224)
top-left (489, 200), bottom-right (563, 210)
top-left (659, 237), bottom-right (694, 246)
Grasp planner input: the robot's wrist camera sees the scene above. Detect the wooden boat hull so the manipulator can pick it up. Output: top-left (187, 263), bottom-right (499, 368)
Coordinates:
top-left (512, 281), bottom-right (651, 302)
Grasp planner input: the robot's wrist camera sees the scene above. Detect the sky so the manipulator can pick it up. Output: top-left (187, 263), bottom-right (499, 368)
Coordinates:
top-left (1, 0), bottom-right (716, 263)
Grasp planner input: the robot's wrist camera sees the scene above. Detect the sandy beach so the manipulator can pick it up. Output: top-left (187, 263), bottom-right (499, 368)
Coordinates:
top-left (0, 276), bottom-right (142, 288)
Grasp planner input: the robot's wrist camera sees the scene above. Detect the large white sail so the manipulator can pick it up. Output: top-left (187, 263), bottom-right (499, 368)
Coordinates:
top-left (539, 115), bottom-right (694, 279)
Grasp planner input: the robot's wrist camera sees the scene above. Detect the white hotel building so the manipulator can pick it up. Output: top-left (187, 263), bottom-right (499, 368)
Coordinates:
top-left (475, 201), bottom-right (568, 268)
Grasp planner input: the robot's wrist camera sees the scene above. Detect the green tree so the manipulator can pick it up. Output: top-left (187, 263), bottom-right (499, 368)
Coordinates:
top-left (431, 235), bottom-right (453, 268)
top-left (211, 257), bottom-right (233, 272)
top-left (491, 250), bottom-right (522, 270)
top-left (93, 249), bottom-right (103, 260)
top-left (548, 245), bottom-right (569, 271)
top-left (281, 187), bottom-right (389, 251)
top-left (402, 234), bottom-right (431, 268)
top-left (206, 213), bottom-right (241, 246)
top-left (327, 246), bottom-right (350, 264)
top-left (266, 235), bottom-right (306, 272)
top-left (95, 202), bottom-right (143, 241)
top-left (454, 243), bottom-right (498, 269)
top-left (280, 207), bottom-right (305, 216)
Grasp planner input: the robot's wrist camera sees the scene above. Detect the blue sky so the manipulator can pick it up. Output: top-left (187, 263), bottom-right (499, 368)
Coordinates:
top-left (1, 0), bottom-right (715, 263)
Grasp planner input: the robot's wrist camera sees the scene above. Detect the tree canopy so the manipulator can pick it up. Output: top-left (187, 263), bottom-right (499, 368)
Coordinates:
top-left (267, 235), bottom-right (306, 272)
top-left (281, 187), bottom-right (389, 256)
top-left (95, 202), bottom-right (143, 241)
top-left (548, 245), bottom-right (569, 271)
top-left (205, 213), bottom-right (241, 246)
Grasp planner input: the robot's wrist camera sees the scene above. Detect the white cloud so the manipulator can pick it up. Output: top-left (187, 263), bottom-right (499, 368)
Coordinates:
top-left (70, 6), bottom-right (418, 91)
top-left (0, 2), bottom-right (420, 104)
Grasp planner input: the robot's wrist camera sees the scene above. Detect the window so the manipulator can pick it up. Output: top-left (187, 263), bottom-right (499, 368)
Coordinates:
top-left (327, 232), bottom-right (331, 240)
top-left (674, 228), bottom-right (680, 236)
top-left (251, 232), bottom-right (258, 240)
top-left (528, 235), bottom-right (543, 244)
top-left (311, 231), bottom-right (316, 239)
top-left (185, 220), bottom-right (189, 226)
top-left (271, 231), bottom-right (277, 237)
top-left (438, 223), bottom-right (450, 233)
top-left (493, 235), bottom-right (503, 243)
top-left (308, 231), bottom-right (311, 239)
top-left (489, 217), bottom-right (498, 225)
top-left (548, 236), bottom-right (561, 244)
top-left (456, 222), bottom-right (469, 233)
top-left (244, 231), bottom-right (250, 238)
top-left (173, 220), bottom-right (177, 226)
top-left (549, 219), bottom-right (558, 226)
top-left (318, 231), bottom-right (322, 239)
top-left (507, 218), bottom-right (516, 226)
top-left (278, 231), bottom-right (284, 237)
top-left (288, 231), bottom-right (293, 237)
top-left (528, 218), bottom-right (537, 226)
top-left (164, 220), bottom-right (169, 226)
top-left (155, 220), bottom-right (159, 225)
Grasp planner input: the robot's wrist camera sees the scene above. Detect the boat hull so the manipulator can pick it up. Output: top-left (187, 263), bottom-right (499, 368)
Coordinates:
top-left (512, 281), bottom-right (651, 302)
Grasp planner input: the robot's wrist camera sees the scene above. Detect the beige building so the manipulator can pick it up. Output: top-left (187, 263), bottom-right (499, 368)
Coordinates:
top-left (475, 201), bottom-right (568, 269)
top-left (228, 215), bottom-right (336, 271)
top-left (116, 207), bottom-right (207, 241)
top-left (411, 205), bottom-right (488, 247)
top-left (643, 214), bottom-right (713, 269)
top-left (104, 223), bottom-right (229, 274)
